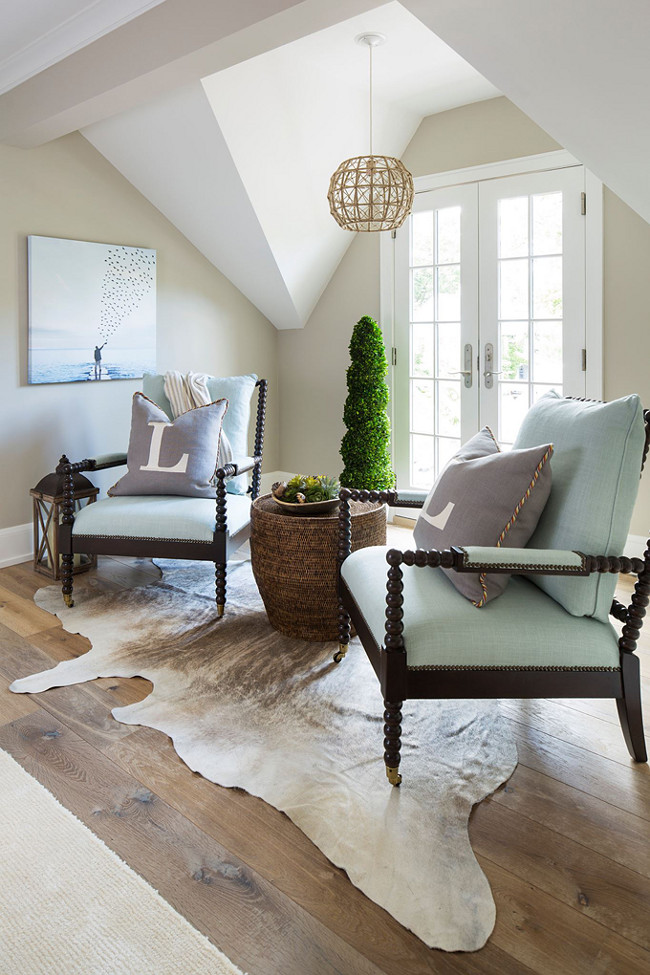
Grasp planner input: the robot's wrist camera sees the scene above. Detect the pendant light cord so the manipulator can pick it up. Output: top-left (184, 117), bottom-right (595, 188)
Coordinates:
top-left (368, 41), bottom-right (373, 155)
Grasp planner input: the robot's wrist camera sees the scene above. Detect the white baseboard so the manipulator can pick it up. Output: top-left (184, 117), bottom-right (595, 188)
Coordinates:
top-left (0, 523), bottom-right (33, 569)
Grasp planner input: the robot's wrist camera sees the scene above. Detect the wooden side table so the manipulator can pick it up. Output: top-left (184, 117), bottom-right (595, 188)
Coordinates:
top-left (250, 494), bottom-right (386, 640)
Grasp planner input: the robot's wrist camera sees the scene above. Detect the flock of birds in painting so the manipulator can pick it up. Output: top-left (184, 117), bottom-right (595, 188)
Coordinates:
top-left (98, 246), bottom-right (155, 346)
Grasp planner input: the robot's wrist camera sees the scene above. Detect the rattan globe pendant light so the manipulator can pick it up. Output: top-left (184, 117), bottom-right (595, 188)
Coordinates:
top-left (328, 33), bottom-right (414, 233)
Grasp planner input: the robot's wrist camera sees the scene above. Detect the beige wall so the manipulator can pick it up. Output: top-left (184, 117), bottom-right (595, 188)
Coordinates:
top-left (0, 132), bottom-right (278, 532)
top-left (401, 96), bottom-right (560, 175)
top-left (603, 191), bottom-right (650, 538)
top-left (280, 95), bottom-right (649, 541)
top-left (278, 232), bottom-right (380, 478)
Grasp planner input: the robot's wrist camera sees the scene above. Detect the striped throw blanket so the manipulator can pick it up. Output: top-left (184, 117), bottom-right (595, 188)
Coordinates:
top-left (163, 371), bottom-right (233, 468)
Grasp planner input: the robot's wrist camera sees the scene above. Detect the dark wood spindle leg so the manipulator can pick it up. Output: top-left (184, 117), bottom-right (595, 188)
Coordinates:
top-left (334, 495), bottom-right (352, 663)
top-left (383, 700), bottom-right (403, 786)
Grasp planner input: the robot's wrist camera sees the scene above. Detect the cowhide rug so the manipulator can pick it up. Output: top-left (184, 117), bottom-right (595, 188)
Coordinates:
top-left (10, 558), bottom-right (517, 952)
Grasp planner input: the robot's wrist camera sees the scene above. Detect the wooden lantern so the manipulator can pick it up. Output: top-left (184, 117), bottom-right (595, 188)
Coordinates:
top-left (30, 459), bottom-right (99, 579)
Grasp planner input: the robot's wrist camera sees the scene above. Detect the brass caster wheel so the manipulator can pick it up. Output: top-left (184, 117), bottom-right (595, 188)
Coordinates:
top-left (386, 765), bottom-right (402, 787)
top-left (333, 644), bottom-right (349, 663)
top-left (216, 603), bottom-right (225, 618)
top-left (63, 594), bottom-right (74, 608)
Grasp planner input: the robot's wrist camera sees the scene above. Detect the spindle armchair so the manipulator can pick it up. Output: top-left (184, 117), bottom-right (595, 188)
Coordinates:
top-left (57, 375), bottom-right (267, 617)
top-left (337, 394), bottom-right (649, 785)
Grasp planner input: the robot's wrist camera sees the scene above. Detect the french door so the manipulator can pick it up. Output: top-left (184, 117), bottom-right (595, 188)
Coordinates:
top-left (393, 165), bottom-right (587, 489)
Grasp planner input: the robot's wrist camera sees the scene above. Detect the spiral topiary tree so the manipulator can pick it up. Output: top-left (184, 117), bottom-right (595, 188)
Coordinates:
top-left (340, 315), bottom-right (396, 490)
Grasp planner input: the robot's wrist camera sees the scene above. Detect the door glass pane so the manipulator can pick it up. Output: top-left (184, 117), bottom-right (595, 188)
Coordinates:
top-left (412, 323), bottom-right (433, 377)
top-left (532, 256), bottom-right (562, 318)
top-left (499, 259), bottom-right (528, 319)
top-left (412, 211), bottom-right (434, 265)
top-left (532, 192), bottom-right (562, 256)
top-left (437, 381), bottom-right (461, 438)
top-left (493, 182), bottom-right (571, 448)
top-left (498, 196), bottom-right (528, 258)
top-left (533, 383), bottom-right (562, 401)
top-left (436, 207), bottom-right (461, 263)
top-left (407, 202), bottom-right (464, 487)
top-left (500, 321), bottom-right (529, 381)
top-left (437, 265), bottom-right (460, 321)
top-left (533, 321), bottom-right (563, 383)
top-left (437, 322), bottom-right (461, 378)
top-left (437, 437), bottom-right (460, 474)
top-left (412, 434), bottom-right (434, 488)
top-left (412, 380), bottom-right (434, 434)
top-left (499, 384), bottom-right (529, 444)
top-left (412, 268), bottom-right (433, 321)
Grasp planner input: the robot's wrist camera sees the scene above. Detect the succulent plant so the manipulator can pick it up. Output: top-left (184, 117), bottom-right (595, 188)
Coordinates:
top-left (272, 474), bottom-right (340, 504)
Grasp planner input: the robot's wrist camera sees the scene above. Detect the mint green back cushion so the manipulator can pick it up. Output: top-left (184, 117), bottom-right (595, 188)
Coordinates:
top-left (142, 374), bottom-right (257, 494)
top-left (513, 392), bottom-right (645, 621)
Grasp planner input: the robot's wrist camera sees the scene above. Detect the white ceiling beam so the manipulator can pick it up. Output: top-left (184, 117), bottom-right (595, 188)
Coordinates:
top-left (0, 0), bottom-right (388, 148)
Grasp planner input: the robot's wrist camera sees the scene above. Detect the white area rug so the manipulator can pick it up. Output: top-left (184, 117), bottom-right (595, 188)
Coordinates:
top-left (0, 747), bottom-right (244, 975)
top-left (11, 559), bottom-right (517, 951)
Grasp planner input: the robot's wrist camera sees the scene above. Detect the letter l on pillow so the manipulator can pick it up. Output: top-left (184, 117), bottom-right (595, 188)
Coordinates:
top-left (140, 422), bottom-right (189, 474)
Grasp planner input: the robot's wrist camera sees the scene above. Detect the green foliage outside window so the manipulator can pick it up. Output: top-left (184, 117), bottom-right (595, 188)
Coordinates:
top-left (340, 315), bottom-right (396, 491)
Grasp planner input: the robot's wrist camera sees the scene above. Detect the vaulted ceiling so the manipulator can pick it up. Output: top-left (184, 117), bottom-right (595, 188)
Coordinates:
top-left (2, 0), bottom-right (649, 330)
top-left (81, 3), bottom-right (498, 329)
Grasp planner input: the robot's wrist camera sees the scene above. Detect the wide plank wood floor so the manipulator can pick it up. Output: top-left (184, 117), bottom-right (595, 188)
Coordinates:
top-left (0, 532), bottom-right (649, 975)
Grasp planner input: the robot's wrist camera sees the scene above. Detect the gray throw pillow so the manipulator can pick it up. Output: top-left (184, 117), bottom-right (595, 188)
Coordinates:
top-left (109, 393), bottom-right (228, 498)
top-left (413, 428), bottom-right (553, 606)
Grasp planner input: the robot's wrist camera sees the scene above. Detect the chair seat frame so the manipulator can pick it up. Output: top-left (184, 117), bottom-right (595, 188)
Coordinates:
top-left (57, 378), bottom-right (267, 617)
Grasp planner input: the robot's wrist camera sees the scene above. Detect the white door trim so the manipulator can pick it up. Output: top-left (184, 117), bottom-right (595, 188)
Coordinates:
top-left (412, 150), bottom-right (582, 194)
top-left (584, 169), bottom-right (604, 399)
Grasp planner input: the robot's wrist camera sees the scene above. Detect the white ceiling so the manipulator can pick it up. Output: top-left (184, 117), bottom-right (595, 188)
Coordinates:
top-left (0, 0), bottom-right (383, 147)
top-left (2, 0), bottom-right (650, 330)
top-left (83, 2), bottom-right (498, 329)
top-left (404, 0), bottom-right (650, 227)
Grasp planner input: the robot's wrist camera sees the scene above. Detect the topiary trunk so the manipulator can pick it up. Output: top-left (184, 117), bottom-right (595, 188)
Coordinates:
top-left (340, 315), bottom-right (396, 491)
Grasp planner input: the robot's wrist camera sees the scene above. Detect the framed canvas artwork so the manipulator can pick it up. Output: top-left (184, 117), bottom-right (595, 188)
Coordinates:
top-left (28, 236), bottom-right (157, 384)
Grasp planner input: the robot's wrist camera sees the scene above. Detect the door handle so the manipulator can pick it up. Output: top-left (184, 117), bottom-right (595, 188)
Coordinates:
top-left (483, 343), bottom-right (501, 389)
top-left (450, 344), bottom-right (473, 388)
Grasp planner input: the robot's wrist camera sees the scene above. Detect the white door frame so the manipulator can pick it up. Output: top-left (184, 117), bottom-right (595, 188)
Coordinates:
top-left (380, 149), bottom-right (604, 467)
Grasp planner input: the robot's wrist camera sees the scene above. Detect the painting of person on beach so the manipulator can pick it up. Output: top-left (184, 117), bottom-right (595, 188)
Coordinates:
top-left (28, 236), bottom-right (156, 384)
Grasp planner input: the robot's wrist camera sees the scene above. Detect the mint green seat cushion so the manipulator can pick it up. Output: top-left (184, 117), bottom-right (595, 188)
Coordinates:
top-left (341, 546), bottom-right (620, 670)
top-left (513, 392), bottom-right (645, 622)
top-left (142, 374), bottom-right (258, 495)
top-left (73, 494), bottom-right (251, 547)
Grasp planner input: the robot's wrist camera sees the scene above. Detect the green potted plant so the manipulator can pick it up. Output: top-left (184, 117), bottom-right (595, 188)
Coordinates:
top-left (340, 315), bottom-right (396, 491)
top-left (271, 474), bottom-right (341, 515)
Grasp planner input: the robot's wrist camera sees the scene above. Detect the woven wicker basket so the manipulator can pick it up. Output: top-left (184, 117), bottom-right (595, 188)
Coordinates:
top-left (251, 494), bottom-right (386, 641)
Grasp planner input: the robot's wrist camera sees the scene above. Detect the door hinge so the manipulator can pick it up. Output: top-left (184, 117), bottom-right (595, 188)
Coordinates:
top-left (581, 348), bottom-right (587, 371)
top-left (580, 192), bottom-right (587, 215)
top-left (391, 230), bottom-right (397, 240)
top-left (391, 347), bottom-right (397, 366)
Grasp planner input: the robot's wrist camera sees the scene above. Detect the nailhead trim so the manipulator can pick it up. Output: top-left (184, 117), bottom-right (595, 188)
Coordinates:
top-left (459, 547), bottom-right (588, 574)
top-left (407, 663), bottom-right (620, 672)
top-left (73, 534), bottom-right (214, 544)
